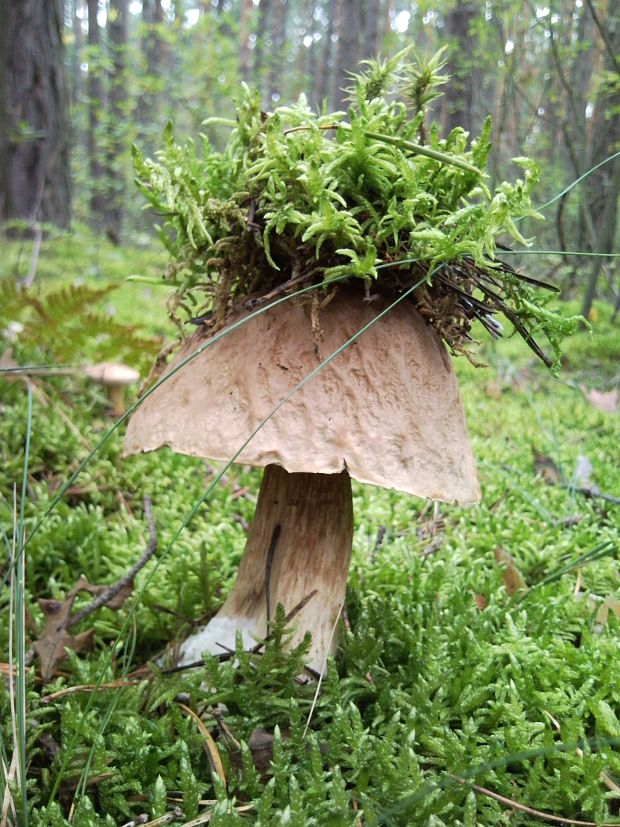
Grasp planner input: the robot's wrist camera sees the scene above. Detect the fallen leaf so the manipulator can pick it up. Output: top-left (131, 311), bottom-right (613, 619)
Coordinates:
top-left (33, 576), bottom-right (133, 682)
top-left (484, 380), bottom-right (502, 400)
top-left (248, 728), bottom-right (276, 777)
top-left (474, 594), bottom-right (488, 611)
top-left (580, 385), bottom-right (618, 413)
top-left (596, 595), bottom-right (620, 628)
top-left (33, 607), bottom-right (94, 682)
top-left (532, 448), bottom-right (563, 485)
top-left (495, 546), bottom-right (528, 595)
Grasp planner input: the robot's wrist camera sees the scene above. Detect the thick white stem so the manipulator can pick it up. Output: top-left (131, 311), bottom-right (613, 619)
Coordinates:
top-left (178, 464), bottom-right (353, 673)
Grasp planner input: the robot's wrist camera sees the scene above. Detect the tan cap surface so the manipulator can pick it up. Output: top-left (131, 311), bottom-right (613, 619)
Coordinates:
top-left (123, 289), bottom-right (480, 504)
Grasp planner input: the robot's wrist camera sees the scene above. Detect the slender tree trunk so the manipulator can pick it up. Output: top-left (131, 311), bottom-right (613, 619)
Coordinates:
top-left (0, 0), bottom-right (71, 228)
top-left (239, 0), bottom-right (253, 84)
top-left (580, 0), bottom-right (620, 318)
top-left (268, 0), bottom-right (290, 103)
top-left (87, 0), bottom-right (106, 219)
top-left (254, 0), bottom-right (272, 99)
top-left (71, 0), bottom-right (85, 107)
top-left (316, 0), bottom-right (337, 108)
top-left (333, 0), bottom-right (361, 110)
top-left (138, 0), bottom-right (164, 149)
top-left (441, 0), bottom-right (479, 137)
top-left (361, 0), bottom-right (380, 61)
top-left (105, 0), bottom-right (128, 242)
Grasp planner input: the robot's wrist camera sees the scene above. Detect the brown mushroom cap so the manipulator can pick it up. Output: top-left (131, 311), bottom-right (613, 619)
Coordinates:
top-left (123, 288), bottom-right (480, 504)
top-left (84, 362), bottom-right (140, 386)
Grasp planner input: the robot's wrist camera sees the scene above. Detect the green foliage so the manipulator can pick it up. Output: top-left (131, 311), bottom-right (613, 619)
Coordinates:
top-left (134, 51), bottom-right (581, 370)
top-left (0, 277), bottom-right (161, 375)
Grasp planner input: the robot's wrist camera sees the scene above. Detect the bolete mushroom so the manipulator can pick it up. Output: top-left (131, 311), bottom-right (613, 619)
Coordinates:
top-left (84, 361), bottom-right (140, 417)
top-left (123, 287), bottom-right (480, 672)
top-left (125, 52), bottom-right (579, 673)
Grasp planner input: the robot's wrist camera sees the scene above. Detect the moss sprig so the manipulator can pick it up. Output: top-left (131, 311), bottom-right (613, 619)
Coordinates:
top-left (133, 51), bottom-right (581, 372)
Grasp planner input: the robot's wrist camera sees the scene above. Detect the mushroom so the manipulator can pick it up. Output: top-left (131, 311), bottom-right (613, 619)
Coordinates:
top-left (123, 287), bottom-right (480, 673)
top-left (84, 362), bottom-right (140, 417)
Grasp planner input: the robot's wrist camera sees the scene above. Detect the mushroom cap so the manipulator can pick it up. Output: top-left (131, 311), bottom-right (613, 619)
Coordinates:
top-left (84, 362), bottom-right (140, 385)
top-left (123, 288), bottom-right (480, 504)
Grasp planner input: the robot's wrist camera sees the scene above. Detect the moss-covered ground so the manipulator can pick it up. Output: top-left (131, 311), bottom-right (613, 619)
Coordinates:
top-left (1, 227), bottom-right (619, 825)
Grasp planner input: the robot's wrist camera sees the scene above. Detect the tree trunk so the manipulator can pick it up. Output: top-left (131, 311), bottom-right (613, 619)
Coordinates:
top-left (254, 0), bottom-right (272, 99)
top-left (105, 0), bottom-right (129, 242)
top-left (441, 0), bottom-right (479, 137)
top-left (580, 0), bottom-right (620, 318)
top-left (138, 0), bottom-right (165, 150)
top-left (239, 0), bottom-right (253, 84)
top-left (361, 0), bottom-right (380, 61)
top-left (178, 465), bottom-right (353, 673)
top-left (316, 0), bottom-right (337, 108)
top-left (87, 0), bottom-right (106, 219)
top-left (0, 0), bottom-right (71, 228)
top-left (333, 0), bottom-right (361, 110)
top-left (268, 0), bottom-right (290, 103)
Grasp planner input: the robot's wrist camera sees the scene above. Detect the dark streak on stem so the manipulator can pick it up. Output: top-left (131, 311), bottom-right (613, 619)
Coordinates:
top-left (264, 523), bottom-right (281, 625)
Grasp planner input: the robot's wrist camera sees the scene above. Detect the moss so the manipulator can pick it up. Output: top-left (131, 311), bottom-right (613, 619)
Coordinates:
top-left (134, 50), bottom-right (581, 371)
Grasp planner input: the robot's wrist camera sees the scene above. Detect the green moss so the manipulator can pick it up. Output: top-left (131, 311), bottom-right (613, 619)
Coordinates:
top-left (134, 51), bottom-right (581, 370)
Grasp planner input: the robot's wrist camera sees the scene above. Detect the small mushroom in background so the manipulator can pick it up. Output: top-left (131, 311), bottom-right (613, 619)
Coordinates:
top-left (123, 287), bottom-right (480, 674)
top-left (84, 362), bottom-right (140, 417)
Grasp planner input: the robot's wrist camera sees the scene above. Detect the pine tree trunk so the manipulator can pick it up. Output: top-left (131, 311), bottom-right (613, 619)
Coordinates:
top-left (361, 0), bottom-right (380, 61)
top-left (87, 0), bottom-right (106, 219)
top-left (239, 0), bottom-right (252, 84)
top-left (316, 0), bottom-right (337, 108)
top-left (268, 0), bottom-right (290, 103)
top-left (254, 0), bottom-right (272, 98)
top-left (0, 0), bottom-right (71, 228)
top-left (580, 0), bottom-right (620, 318)
top-left (333, 0), bottom-right (361, 110)
top-left (104, 0), bottom-right (129, 242)
top-left (138, 0), bottom-right (164, 151)
top-left (441, 0), bottom-right (479, 138)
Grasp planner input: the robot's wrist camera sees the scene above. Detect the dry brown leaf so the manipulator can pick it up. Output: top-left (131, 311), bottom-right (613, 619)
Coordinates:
top-left (532, 448), bottom-right (563, 485)
top-left (596, 595), bottom-right (620, 628)
top-left (474, 594), bottom-right (488, 611)
top-left (484, 380), bottom-right (503, 400)
top-left (248, 728), bottom-right (276, 777)
top-left (495, 546), bottom-right (528, 595)
top-left (33, 575), bottom-right (133, 682)
top-left (580, 385), bottom-right (618, 413)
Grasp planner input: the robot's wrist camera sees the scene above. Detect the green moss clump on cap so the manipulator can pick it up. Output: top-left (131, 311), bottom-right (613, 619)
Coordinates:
top-left (133, 48), bottom-right (581, 372)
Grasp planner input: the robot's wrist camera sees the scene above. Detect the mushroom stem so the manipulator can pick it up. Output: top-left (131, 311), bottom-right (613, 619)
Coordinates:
top-left (178, 464), bottom-right (353, 673)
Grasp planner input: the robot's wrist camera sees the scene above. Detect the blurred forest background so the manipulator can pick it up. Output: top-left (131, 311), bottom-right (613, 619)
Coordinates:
top-left (1, 0), bottom-right (618, 319)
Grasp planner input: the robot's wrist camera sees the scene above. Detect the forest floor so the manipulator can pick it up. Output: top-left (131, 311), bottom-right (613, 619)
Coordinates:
top-left (1, 226), bottom-right (619, 826)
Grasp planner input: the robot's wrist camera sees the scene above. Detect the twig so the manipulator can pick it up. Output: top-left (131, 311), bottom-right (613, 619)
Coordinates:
top-left (264, 524), bottom-right (281, 624)
top-left (41, 679), bottom-right (146, 704)
top-left (119, 816), bottom-right (148, 827)
top-left (137, 809), bottom-right (184, 827)
top-left (69, 496), bottom-right (157, 627)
